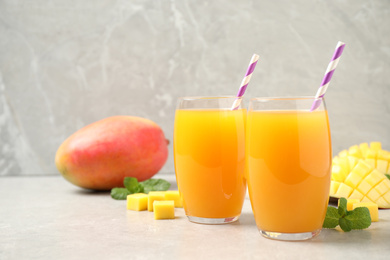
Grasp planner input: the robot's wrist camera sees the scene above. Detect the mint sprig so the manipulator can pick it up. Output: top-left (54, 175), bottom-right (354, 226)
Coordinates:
top-left (110, 188), bottom-right (132, 200)
top-left (111, 177), bottom-right (170, 200)
top-left (385, 173), bottom-right (390, 180)
top-left (323, 197), bottom-right (371, 232)
top-left (141, 179), bottom-right (171, 193)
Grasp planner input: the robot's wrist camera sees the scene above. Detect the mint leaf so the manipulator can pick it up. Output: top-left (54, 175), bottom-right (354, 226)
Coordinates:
top-left (141, 179), bottom-right (171, 193)
top-left (339, 217), bottom-right (352, 232)
top-left (323, 206), bottom-right (340, 229)
top-left (338, 197), bottom-right (347, 217)
top-left (322, 197), bottom-right (372, 232)
top-left (111, 188), bottom-right (131, 200)
top-left (385, 174), bottom-right (390, 180)
top-left (124, 177), bottom-right (144, 193)
top-left (345, 207), bottom-right (371, 230)
top-left (111, 177), bottom-right (171, 200)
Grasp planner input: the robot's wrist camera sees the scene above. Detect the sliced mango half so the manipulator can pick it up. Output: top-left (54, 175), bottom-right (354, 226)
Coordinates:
top-left (330, 142), bottom-right (390, 208)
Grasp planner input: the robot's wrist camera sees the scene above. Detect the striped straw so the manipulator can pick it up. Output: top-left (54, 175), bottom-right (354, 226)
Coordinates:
top-left (231, 54), bottom-right (260, 110)
top-left (310, 41), bottom-right (346, 111)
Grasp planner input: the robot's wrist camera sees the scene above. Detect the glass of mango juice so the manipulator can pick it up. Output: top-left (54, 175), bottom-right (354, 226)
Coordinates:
top-left (246, 97), bottom-right (332, 240)
top-left (173, 96), bottom-right (247, 224)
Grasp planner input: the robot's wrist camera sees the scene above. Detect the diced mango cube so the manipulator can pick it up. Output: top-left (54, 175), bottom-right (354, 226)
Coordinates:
top-left (148, 191), bottom-right (166, 212)
top-left (330, 181), bottom-right (340, 195)
top-left (127, 193), bottom-right (148, 211)
top-left (348, 145), bottom-right (363, 158)
top-left (382, 192), bottom-right (390, 204)
top-left (365, 170), bottom-right (385, 187)
top-left (377, 150), bottom-right (390, 173)
top-left (361, 196), bottom-right (374, 203)
top-left (352, 160), bottom-right (373, 177)
top-left (367, 188), bottom-right (381, 202)
top-left (331, 165), bottom-right (347, 182)
top-left (164, 191), bottom-right (183, 208)
top-left (370, 142), bottom-right (382, 151)
top-left (359, 143), bottom-right (369, 157)
top-left (365, 149), bottom-right (377, 168)
top-left (348, 156), bottom-right (359, 169)
top-left (374, 179), bottom-right (390, 195)
top-left (344, 171), bottom-right (363, 189)
top-left (349, 189), bottom-right (364, 200)
top-left (335, 183), bottom-right (353, 198)
top-left (338, 149), bottom-right (348, 158)
top-left (337, 157), bottom-right (350, 174)
top-left (365, 159), bottom-right (376, 168)
top-left (352, 202), bottom-right (379, 222)
top-left (377, 149), bottom-right (389, 160)
top-left (357, 180), bottom-right (372, 195)
top-left (366, 149), bottom-right (377, 159)
top-left (338, 198), bottom-right (360, 211)
top-left (153, 200), bottom-right (175, 220)
top-left (376, 160), bottom-right (388, 173)
top-left (375, 197), bottom-right (389, 208)
top-left (333, 156), bottom-right (340, 164)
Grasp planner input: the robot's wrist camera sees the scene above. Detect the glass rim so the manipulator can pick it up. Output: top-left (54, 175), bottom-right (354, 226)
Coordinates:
top-left (178, 95), bottom-right (240, 101)
top-left (249, 96), bottom-right (324, 101)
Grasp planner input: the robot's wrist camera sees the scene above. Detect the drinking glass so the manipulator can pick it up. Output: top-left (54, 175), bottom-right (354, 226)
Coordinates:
top-left (174, 96), bottom-right (247, 224)
top-left (246, 96), bottom-right (332, 240)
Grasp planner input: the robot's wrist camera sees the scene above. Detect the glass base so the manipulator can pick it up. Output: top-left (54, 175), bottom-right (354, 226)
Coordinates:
top-left (187, 215), bottom-right (239, 224)
top-left (259, 229), bottom-right (321, 241)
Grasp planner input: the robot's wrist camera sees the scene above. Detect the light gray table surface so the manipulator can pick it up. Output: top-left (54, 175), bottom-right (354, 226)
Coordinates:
top-left (1, 173), bottom-right (389, 260)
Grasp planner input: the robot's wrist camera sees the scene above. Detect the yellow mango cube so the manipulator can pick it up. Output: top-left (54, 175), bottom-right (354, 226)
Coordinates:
top-left (335, 183), bottom-right (353, 198)
top-left (344, 170), bottom-right (364, 189)
top-left (361, 196), bottom-right (374, 204)
top-left (331, 165), bottom-right (347, 182)
top-left (349, 189), bottom-right (364, 200)
top-left (367, 189), bottom-right (381, 202)
top-left (348, 156), bottom-right (359, 169)
top-left (359, 143), bottom-right (369, 157)
top-left (376, 160), bottom-right (388, 173)
top-left (337, 157), bottom-right (351, 174)
top-left (153, 200), bottom-right (175, 220)
top-left (352, 202), bottom-right (379, 222)
top-left (377, 149), bottom-right (390, 160)
top-left (353, 160), bottom-right (372, 177)
top-left (375, 197), bottom-right (389, 208)
top-left (339, 198), bottom-right (360, 211)
top-left (148, 191), bottom-right (166, 212)
top-left (375, 179), bottom-right (390, 195)
top-left (330, 181), bottom-right (340, 195)
top-left (348, 145), bottom-right (363, 158)
top-left (365, 170), bottom-right (385, 187)
top-left (365, 149), bottom-right (377, 168)
top-left (338, 149), bottom-right (348, 158)
top-left (333, 156), bottom-right (340, 164)
top-left (164, 191), bottom-right (183, 208)
top-left (357, 180), bottom-right (372, 195)
top-left (127, 193), bottom-right (148, 211)
top-left (383, 192), bottom-right (390, 204)
top-left (370, 142), bottom-right (382, 151)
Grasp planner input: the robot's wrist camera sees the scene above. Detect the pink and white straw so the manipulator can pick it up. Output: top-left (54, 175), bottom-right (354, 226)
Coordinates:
top-left (231, 54), bottom-right (260, 110)
top-left (310, 41), bottom-right (346, 111)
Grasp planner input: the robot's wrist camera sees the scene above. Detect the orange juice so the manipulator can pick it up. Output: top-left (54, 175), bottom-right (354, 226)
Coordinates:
top-left (246, 110), bottom-right (331, 233)
top-left (174, 109), bottom-right (246, 219)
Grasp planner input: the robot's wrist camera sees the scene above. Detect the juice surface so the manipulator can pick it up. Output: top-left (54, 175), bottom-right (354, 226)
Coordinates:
top-left (246, 110), bottom-right (331, 233)
top-left (174, 109), bottom-right (247, 218)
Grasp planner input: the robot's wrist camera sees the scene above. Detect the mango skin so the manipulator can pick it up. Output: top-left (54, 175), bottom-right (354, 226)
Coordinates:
top-left (55, 116), bottom-right (168, 190)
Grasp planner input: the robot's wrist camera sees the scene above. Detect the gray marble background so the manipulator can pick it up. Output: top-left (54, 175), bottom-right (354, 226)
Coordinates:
top-left (0, 0), bottom-right (389, 176)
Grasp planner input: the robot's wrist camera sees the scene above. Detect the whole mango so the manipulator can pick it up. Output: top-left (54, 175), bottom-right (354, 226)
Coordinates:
top-left (55, 116), bottom-right (169, 190)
